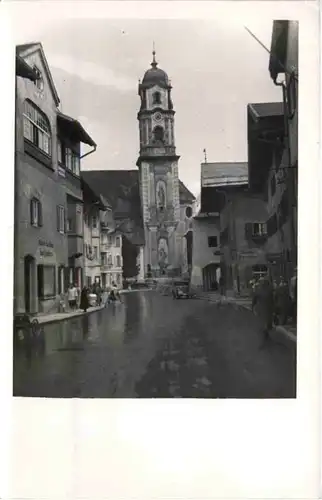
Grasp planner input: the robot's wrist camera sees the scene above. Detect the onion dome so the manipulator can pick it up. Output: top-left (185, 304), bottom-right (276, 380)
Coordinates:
top-left (141, 49), bottom-right (169, 88)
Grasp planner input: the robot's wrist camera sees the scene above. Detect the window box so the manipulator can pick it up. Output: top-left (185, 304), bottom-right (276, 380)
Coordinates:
top-left (24, 139), bottom-right (53, 169)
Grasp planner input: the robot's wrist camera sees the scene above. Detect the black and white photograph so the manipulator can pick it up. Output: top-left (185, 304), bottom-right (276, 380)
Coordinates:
top-left (1, 1), bottom-right (321, 498)
top-left (12, 15), bottom-right (299, 399)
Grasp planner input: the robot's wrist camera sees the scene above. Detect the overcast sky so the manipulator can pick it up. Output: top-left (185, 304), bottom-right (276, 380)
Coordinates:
top-left (9, 3), bottom-right (283, 196)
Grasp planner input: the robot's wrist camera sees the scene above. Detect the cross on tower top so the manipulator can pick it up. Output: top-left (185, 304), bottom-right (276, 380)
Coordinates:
top-left (151, 41), bottom-right (158, 68)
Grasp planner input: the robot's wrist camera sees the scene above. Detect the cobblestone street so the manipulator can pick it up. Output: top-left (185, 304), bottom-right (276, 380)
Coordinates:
top-left (13, 291), bottom-right (296, 398)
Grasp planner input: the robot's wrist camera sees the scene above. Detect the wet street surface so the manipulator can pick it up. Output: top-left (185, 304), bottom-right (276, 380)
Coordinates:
top-left (13, 291), bottom-right (296, 398)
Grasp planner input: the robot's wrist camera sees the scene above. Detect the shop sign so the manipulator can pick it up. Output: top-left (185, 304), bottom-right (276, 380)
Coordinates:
top-left (38, 239), bottom-right (54, 258)
top-left (40, 248), bottom-right (54, 257)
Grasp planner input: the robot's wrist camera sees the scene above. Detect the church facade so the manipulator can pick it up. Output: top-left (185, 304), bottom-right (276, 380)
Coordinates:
top-left (137, 51), bottom-right (194, 277)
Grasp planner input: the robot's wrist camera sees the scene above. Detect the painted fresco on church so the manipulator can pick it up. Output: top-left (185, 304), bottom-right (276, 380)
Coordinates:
top-left (158, 237), bottom-right (168, 273)
top-left (156, 180), bottom-right (167, 209)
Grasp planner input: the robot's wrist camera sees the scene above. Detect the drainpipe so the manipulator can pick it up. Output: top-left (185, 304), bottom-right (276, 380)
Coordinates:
top-left (80, 145), bottom-right (97, 160)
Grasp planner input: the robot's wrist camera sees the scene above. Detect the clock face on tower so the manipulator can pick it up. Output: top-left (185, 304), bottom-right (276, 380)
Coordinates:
top-left (154, 112), bottom-right (162, 122)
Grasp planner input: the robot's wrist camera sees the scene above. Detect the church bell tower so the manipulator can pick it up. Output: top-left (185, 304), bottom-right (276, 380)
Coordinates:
top-left (137, 49), bottom-right (181, 277)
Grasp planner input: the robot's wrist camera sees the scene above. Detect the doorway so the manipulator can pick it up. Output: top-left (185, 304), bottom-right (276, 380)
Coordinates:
top-left (24, 255), bottom-right (35, 313)
top-left (202, 263), bottom-right (220, 292)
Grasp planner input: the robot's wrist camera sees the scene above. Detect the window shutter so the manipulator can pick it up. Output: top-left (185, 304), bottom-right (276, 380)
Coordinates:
top-left (245, 223), bottom-right (252, 240)
top-left (38, 201), bottom-right (43, 227)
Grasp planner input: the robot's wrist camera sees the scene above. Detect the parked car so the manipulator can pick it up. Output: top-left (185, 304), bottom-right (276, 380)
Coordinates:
top-left (131, 280), bottom-right (149, 290)
top-left (172, 280), bottom-right (192, 299)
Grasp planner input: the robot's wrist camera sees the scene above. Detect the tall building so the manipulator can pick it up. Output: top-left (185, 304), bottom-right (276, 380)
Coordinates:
top-left (136, 50), bottom-right (193, 277)
top-left (83, 50), bottom-right (195, 281)
top-left (14, 43), bottom-right (95, 315)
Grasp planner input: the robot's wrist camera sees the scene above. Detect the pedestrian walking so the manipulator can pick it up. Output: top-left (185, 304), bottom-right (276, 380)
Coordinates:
top-left (290, 267), bottom-right (297, 323)
top-left (80, 286), bottom-right (90, 313)
top-left (67, 283), bottom-right (78, 310)
top-left (274, 277), bottom-right (290, 325)
top-left (219, 276), bottom-right (225, 296)
top-left (256, 276), bottom-right (274, 345)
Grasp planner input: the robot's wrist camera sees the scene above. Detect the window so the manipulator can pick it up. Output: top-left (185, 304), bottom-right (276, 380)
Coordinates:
top-left (30, 198), bottom-right (42, 227)
top-left (65, 147), bottom-right (72, 170)
top-left (33, 66), bottom-right (44, 91)
top-left (57, 205), bottom-right (65, 234)
top-left (57, 138), bottom-right (63, 163)
top-left (37, 265), bottom-right (56, 298)
top-left (153, 126), bottom-right (164, 143)
top-left (117, 274), bottom-right (121, 285)
top-left (107, 254), bottom-right (113, 266)
top-left (115, 236), bottom-right (121, 248)
top-left (23, 100), bottom-right (51, 155)
top-left (116, 255), bottom-right (121, 268)
top-left (101, 253), bottom-right (107, 266)
top-left (93, 246), bottom-right (98, 260)
top-left (92, 215), bottom-right (97, 229)
top-left (185, 206), bottom-right (192, 218)
top-left (208, 236), bottom-right (218, 248)
top-left (270, 174), bottom-right (276, 197)
top-left (57, 141), bottom-right (80, 176)
top-left (153, 91), bottom-right (161, 104)
top-left (75, 206), bottom-right (83, 235)
top-left (72, 154), bottom-right (80, 176)
top-left (252, 223), bottom-right (267, 237)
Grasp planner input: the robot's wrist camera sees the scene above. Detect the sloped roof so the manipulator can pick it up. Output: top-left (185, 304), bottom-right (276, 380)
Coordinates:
top-left (248, 102), bottom-right (284, 121)
top-left (16, 42), bottom-right (60, 106)
top-left (82, 170), bottom-right (194, 208)
top-left (81, 170), bottom-right (194, 245)
top-left (201, 162), bottom-right (248, 188)
top-left (81, 170), bottom-right (145, 245)
top-left (57, 111), bottom-right (96, 147)
top-left (178, 180), bottom-right (195, 203)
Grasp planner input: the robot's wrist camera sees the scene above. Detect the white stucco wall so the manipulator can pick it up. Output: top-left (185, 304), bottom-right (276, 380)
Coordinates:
top-left (191, 217), bottom-right (220, 287)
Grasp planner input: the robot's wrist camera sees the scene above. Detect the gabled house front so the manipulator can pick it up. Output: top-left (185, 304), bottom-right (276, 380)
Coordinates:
top-left (14, 42), bottom-right (96, 315)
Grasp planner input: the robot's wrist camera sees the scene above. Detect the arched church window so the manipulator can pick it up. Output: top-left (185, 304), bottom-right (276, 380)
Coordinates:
top-left (153, 91), bottom-right (161, 104)
top-left (153, 126), bottom-right (164, 143)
